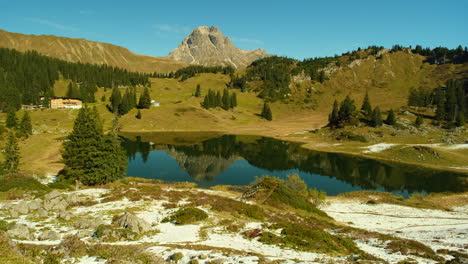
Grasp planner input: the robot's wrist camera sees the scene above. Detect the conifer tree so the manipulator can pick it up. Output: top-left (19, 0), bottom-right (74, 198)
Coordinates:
top-left (415, 115), bottom-right (423, 127)
top-left (436, 98), bottom-right (446, 121)
top-left (195, 84), bottom-right (201, 97)
top-left (6, 108), bottom-right (17, 129)
top-left (328, 100), bottom-right (339, 127)
top-left (110, 87), bottom-right (121, 113)
top-left (261, 103), bottom-right (273, 121)
top-left (19, 111), bottom-right (32, 137)
top-left (138, 87), bottom-right (151, 109)
top-left (385, 109), bottom-right (396, 126)
top-left (456, 110), bottom-right (465, 127)
top-left (370, 107), bottom-right (383, 127)
top-left (230, 92), bottom-right (237, 108)
top-left (3, 131), bottom-right (20, 173)
top-left (361, 92), bottom-right (373, 120)
top-left (62, 107), bottom-right (127, 185)
top-left (222, 89), bottom-right (230, 110)
top-left (338, 95), bottom-right (357, 125)
top-left (215, 91), bottom-right (222, 107)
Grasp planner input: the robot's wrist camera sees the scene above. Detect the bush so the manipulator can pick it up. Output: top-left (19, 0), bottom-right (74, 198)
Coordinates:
top-left (285, 173), bottom-right (308, 196)
top-left (259, 222), bottom-right (361, 255)
top-left (162, 207), bottom-right (208, 225)
top-left (0, 219), bottom-right (14, 231)
top-left (308, 188), bottom-right (327, 207)
top-left (252, 176), bottom-right (329, 217)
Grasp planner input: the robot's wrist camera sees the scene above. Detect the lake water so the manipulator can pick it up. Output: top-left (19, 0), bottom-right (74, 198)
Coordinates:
top-left (122, 133), bottom-right (467, 197)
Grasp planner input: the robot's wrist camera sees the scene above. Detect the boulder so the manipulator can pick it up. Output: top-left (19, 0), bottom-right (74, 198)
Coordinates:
top-left (74, 217), bottom-right (105, 230)
top-left (28, 199), bottom-right (42, 211)
top-left (7, 224), bottom-right (32, 240)
top-left (112, 212), bottom-right (151, 234)
top-left (43, 191), bottom-right (68, 211)
top-left (75, 229), bottom-right (94, 239)
top-left (13, 201), bottom-right (29, 215)
top-left (37, 208), bottom-right (49, 218)
top-left (58, 210), bottom-right (73, 221)
top-left (38, 230), bottom-right (61, 241)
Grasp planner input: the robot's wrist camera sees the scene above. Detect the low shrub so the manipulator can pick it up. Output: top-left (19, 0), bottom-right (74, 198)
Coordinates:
top-left (162, 207), bottom-right (208, 225)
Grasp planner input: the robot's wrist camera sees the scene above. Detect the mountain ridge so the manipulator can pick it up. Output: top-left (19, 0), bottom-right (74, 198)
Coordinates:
top-left (0, 29), bottom-right (187, 73)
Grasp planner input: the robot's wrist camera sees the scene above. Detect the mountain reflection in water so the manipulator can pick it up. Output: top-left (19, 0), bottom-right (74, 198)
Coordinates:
top-left (122, 134), bottom-right (467, 196)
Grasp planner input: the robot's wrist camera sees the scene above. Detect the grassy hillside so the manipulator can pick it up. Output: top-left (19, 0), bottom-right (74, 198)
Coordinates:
top-left (0, 29), bottom-right (187, 73)
top-left (0, 50), bottom-right (467, 176)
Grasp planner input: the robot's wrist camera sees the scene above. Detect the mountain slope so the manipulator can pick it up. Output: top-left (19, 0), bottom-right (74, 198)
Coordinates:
top-left (167, 26), bottom-right (269, 68)
top-left (0, 29), bottom-right (186, 73)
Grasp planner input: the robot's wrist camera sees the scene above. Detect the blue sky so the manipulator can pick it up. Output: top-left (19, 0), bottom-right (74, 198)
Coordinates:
top-left (2, 0), bottom-right (467, 60)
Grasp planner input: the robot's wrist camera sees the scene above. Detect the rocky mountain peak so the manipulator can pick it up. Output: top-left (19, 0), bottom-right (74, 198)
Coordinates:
top-left (167, 25), bottom-right (269, 68)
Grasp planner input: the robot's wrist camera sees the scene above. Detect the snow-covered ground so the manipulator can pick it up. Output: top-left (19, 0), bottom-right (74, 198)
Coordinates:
top-left (323, 199), bottom-right (468, 253)
top-left (362, 143), bottom-right (397, 153)
top-left (2, 187), bottom-right (467, 264)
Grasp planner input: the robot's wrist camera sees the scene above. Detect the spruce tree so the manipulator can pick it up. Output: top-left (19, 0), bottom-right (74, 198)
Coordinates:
top-left (370, 107), bottom-right (383, 127)
top-left (230, 92), bottom-right (237, 108)
top-left (138, 87), bottom-right (151, 109)
top-left (456, 110), bottom-right (465, 127)
top-left (222, 89), bottom-right (230, 110)
top-left (62, 107), bottom-right (127, 185)
top-left (110, 87), bottom-right (121, 113)
top-left (3, 131), bottom-right (20, 173)
top-left (19, 111), bottom-right (33, 137)
top-left (415, 115), bottom-right (424, 127)
top-left (195, 84), bottom-right (201, 97)
top-left (215, 91), bottom-right (222, 107)
top-left (361, 92), bottom-right (373, 120)
top-left (436, 98), bottom-right (446, 121)
top-left (261, 103), bottom-right (273, 121)
top-left (385, 109), bottom-right (396, 126)
top-left (328, 100), bottom-right (339, 128)
top-left (6, 108), bottom-right (17, 129)
top-left (338, 95), bottom-right (357, 125)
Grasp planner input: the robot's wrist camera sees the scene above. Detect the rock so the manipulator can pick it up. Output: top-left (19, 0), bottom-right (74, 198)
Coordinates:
top-left (58, 210), bottom-right (73, 221)
top-left (13, 201), bottom-right (29, 215)
top-left (44, 190), bottom-right (62, 201)
top-left (37, 208), bottom-right (49, 218)
top-left (74, 217), bottom-right (105, 230)
top-left (66, 193), bottom-right (83, 205)
top-left (75, 229), bottom-right (94, 239)
top-left (208, 258), bottom-right (226, 264)
top-left (7, 224), bottom-right (32, 240)
top-left (39, 230), bottom-right (61, 241)
top-left (167, 26), bottom-right (269, 68)
top-left (112, 212), bottom-right (151, 234)
top-left (199, 254), bottom-right (208, 259)
top-left (43, 191), bottom-right (68, 211)
top-left (28, 199), bottom-right (42, 211)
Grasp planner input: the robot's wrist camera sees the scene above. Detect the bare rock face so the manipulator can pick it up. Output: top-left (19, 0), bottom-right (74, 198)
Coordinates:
top-left (167, 26), bottom-right (269, 68)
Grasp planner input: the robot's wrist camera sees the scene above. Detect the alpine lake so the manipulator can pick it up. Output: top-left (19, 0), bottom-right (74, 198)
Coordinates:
top-left (121, 132), bottom-right (468, 197)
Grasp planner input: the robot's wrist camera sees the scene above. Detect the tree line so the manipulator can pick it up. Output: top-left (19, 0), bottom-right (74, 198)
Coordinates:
top-left (109, 87), bottom-right (152, 116)
top-left (151, 65), bottom-right (235, 81)
top-left (202, 88), bottom-right (237, 110)
top-left (328, 93), bottom-right (398, 129)
top-left (408, 79), bottom-right (466, 127)
top-left (0, 48), bottom-right (151, 111)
